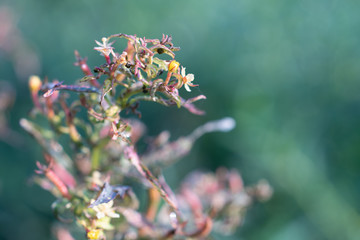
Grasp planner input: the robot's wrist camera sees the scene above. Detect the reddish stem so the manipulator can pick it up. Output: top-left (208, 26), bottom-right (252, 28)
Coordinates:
top-left (164, 71), bottom-right (172, 86)
top-left (45, 96), bottom-right (55, 120)
top-left (31, 92), bottom-right (42, 112)
top-left (104, 55), bottom-right (111, 65)
top-left (74, 50), bottom-right (100, 88)
top-left (145, 187), bottom-right (161, 221)
top-left (60, 99), bottom-right (81, 143)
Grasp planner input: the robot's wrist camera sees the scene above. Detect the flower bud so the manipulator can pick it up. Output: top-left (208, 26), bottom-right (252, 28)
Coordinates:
top-left (29, 75), bottom-right (42, 93)
top-left (168, 60), bottom-right (180, 73)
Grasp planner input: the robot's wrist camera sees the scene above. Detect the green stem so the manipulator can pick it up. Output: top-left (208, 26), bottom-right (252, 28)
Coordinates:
top-left (91, 138), bottom-right (110, 170)
top-left (127, 95), bottom-right (169, 107)
top-left (118, 87), bottom-right (144, 108)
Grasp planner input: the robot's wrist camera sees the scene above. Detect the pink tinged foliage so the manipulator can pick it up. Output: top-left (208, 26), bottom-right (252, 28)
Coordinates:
top-left (124, 146), bottom-right (181, 219)
top-left (20, 33), bottom-right (271, 239)
top-left (35, 161), bottom-right (71, 200)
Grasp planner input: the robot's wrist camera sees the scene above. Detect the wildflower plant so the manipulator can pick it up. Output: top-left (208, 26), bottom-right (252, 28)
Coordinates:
top-left (22, 33), bottom-right (272, 239)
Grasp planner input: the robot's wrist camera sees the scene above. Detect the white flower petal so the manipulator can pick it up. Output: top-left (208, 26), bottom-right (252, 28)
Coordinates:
top-left (186, 74), bottom-right (194, 82)
top-left (181, 66), bottom-right (186, 77)
top-left (184, 84), bottom-right (191, 92)
top-left (96, 212), bottom-right (105, 219)
top-left (95, 40), bottom-right (102, 46)
top-left (107, 212), bottom-right (120, 218)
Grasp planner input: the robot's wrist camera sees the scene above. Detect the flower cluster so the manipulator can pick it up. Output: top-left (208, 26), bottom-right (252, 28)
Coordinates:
top-left (22, 33), bottom-right (271, 239)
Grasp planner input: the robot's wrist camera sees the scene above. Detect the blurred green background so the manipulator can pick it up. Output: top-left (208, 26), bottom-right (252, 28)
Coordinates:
top-left (1, 0), bottom-right (360, 239)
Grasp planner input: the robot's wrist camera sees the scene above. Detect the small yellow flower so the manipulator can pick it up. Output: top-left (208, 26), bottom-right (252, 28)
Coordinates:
top-left (29, 75), bottom-right (42, 92)
top-left (94, 37), bottom-right (115, 57)
top-left (87, 229), bottom-right (101, 239)
top-left (90, 200), bottom-right (120, 219)
top-left (168, 60), bottom-right (180, 73)
top-left (181, 66), bottom-right (196, 92)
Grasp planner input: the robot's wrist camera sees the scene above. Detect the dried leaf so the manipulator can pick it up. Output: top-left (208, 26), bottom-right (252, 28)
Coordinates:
top-left (89, 182), bottom-right (130, 208)
top-left (80, 76), bottom-right (97, 83)
top-left (181, 97), bottom-right (206, 115)
top-left (150, 45), bottom-right (176, 58)
top-left (124, 146), bottom-right (181, 220)
top-left (43, 82), bottom-right (100, 98)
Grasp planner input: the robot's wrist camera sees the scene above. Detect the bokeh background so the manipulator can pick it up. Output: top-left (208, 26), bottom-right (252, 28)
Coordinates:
top-left (1, 0), bottom-right (360, 239)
